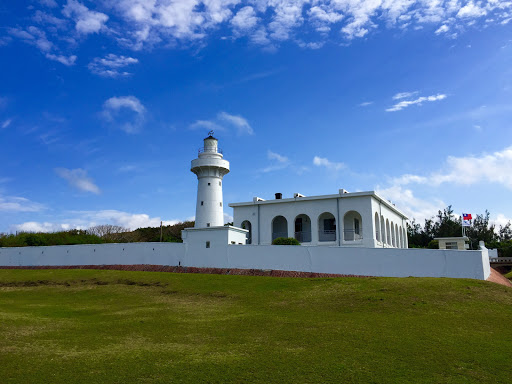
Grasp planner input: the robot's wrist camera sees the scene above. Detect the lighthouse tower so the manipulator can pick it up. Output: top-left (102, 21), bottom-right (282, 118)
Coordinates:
top-left (191, 132), bottom-right (230, 228)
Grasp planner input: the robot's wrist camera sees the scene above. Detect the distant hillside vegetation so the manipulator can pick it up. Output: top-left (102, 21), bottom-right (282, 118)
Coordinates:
top-left (0, 221), bottom-right (195, 247)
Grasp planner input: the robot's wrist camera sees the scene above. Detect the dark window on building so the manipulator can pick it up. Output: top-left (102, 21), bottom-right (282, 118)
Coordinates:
top-left (206, 241), bottom-right (210, 248)
top-left (207, 223), bottom-right (210, 227)
top-left (208, 182), bottom-right (211, 186)
top-left (324, 218), bottom-right (336, 231)
top-left (219, 181), bottom-right (222, 186)
top-left (201, 201), bottom-right (204, 206)
top-left (220, 202), bottom-right (222, 207)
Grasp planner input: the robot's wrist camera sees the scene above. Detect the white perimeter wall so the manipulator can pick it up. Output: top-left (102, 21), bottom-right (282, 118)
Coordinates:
top-left (0, 243), bottom-right (490, 280)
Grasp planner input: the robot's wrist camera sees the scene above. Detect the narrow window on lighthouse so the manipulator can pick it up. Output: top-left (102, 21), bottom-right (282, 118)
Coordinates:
top-left (201, 201), bottom-right (204, 206)
top-left (208, 182), bottom-right (211, 186)
top-left (220, 202), bottom-right (222, 207)
top-left (219, 181), bottom-right (222, 186)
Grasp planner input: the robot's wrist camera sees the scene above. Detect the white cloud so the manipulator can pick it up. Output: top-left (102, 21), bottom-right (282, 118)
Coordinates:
top-left (428, 147), bottom-right (512, 189)
top-left (376, 185), bottom-right (446, 224)
top-left (13, 221), bottom-right (72, 233)
top-left (73, 210), bottom-right (179, 230)
top-left (392, 91), bottom-right (418, 100)
top-left (55, 168), bottom-right (101, 194)
top-left (376, 146), bottom-right (512, 223)
top-left (102, 95), bottom-right (146, 133)
top-left (189, 120), bottom-right (224, 131)
top-left (313, 156), bottom-right (345, 171)
top-left (88, 54), bottom-right (139, 77)
top-left (429, 147), bottom-right (511, 187)
top-left (1, 119), bottom-right (12, 129)
top-left (45, 53), bottom-right (77, 66)
top-left (39, 0), bottom-right (58, 7)
top-left (262, 150), bottom-right (290, 172)
top-left (231, 6), bottom-right (259, 30)
top-left (358, 101), bottom-right (373, 107)
top-left (268, 150), bottom-right (289, 163)
top-left (217, 111), bottom-right (254, 135)
top-left (8, 26), bottom-right (53, 52)
top-left (5, 0), bottom-right (512, 54)
top-left (386, 93), bottom-right (447, 112)
top-left (457, 1), bottom-right (487, 18)
top-left (62, 0), bottom-right (109, 35)
top-left (308, 6), bottom-right (343, 24)
top-left (0, 195), bottom-right (45, 212)
top-left (435, 24), bottom-right (450, 34)
top-left (13, 210), bottom-right (183, 232)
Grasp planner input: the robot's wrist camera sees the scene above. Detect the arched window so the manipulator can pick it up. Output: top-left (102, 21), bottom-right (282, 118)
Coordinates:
top-left (343, 211), bottom-right (363, 241)
top-left (318, 212), bottom-right (336, 242)
top-left (386, 219), bottom-right (391, 245)
top-left (241, 220), bottom-right (252, 244)
top-left (381, 216), bottom-right (386, 244)
top-left (294, 214), bottom-right (311, 242)
top-left (272, 216), bottom-right (288, 242)
top-left (374, 212), bottom-right (380, 242)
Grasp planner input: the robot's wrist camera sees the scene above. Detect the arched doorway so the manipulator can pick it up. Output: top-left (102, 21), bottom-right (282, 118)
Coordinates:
top-left (272, 216), bottom-right (288, 242)
top-left (343, 211), bottom-right (363, 241)
top-left (241, 220), bottom-right (252, 244)
top-left (318, 212), bottom-right (336, 242)
top-left (294, 214), bottom-right (311, 243)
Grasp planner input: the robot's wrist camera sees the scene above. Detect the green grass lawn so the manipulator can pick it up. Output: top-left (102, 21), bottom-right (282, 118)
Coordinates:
top-left (0, 269), bottom-right (511, 383)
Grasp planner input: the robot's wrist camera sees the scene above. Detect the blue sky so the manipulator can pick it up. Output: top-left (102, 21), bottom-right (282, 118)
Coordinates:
top-left (1, 0), bottom-right (512, 233)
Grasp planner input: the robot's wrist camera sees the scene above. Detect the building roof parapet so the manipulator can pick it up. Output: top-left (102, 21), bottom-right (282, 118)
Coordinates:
top-left (229, 190), bottom-right (408, 219)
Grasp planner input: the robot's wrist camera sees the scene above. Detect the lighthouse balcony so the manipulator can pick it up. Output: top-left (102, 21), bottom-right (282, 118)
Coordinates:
top-left (198, 147), bottom-right (223, 154)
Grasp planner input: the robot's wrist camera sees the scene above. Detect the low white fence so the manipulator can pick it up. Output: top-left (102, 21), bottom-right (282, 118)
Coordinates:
top-left (0, 242), bottom-right (490, 280)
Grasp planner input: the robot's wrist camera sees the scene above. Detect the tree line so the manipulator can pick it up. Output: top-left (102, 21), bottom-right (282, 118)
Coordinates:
top-left (0, 221), bottom-right (195, 248)
top-left (407, 206), bottom-right (512, 256)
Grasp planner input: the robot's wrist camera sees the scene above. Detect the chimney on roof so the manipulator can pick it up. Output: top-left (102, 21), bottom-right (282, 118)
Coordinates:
top-left (275, 193), bottom-right (282, 200)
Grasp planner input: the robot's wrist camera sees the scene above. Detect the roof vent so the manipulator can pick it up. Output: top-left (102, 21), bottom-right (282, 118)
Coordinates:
top-left (275, 193), bottom-right (282, 200)
top-left (294, 193), bottom-right (305, 198)
top-left (253, 197), bottom-right (265, 202)
top-left (339, 189), bottom-right (349, 194)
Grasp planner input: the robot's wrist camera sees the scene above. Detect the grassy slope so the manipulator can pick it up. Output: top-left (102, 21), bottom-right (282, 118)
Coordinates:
top-left (0, 270), bottom-right (511, 384)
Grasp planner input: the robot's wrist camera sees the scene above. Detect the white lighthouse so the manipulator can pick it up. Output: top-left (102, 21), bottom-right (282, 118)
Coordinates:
top-left (191, 132), bottom-right (230, 228)
top-left (182, 132), bottom-right (247, 248)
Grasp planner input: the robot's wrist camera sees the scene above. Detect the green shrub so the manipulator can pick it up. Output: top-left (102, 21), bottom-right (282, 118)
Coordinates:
top-left (272, 237), bottom-right (300, 245)
top-left (427, 240), bottom-right (439, 249)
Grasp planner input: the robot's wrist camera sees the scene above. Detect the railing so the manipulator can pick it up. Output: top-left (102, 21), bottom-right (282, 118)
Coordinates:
top-left (490, 257), bottom-right (512, 264)
top-left (344, 229), bottom-right (363, 241)
top-left (294, 231), bottom-right (311, 243)
top-left (272, 232), bottom-right (288, 241)
top-left (319, 230), bottom-right (336, 242)
top-left (198, 147), bottom-right (223, 154)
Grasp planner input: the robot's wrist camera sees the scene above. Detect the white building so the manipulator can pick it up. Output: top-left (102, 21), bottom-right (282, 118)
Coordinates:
top-left (183, 134), bottom-right (407, 249)
top-left (230, 190), bottom-right (408, 248)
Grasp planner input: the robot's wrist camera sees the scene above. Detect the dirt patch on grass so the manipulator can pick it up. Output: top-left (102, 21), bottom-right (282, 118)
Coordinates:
top-left (487, 268), bottom-right (512, 287)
